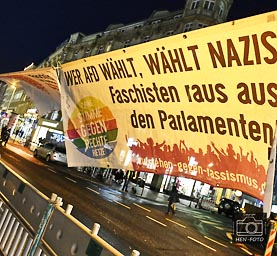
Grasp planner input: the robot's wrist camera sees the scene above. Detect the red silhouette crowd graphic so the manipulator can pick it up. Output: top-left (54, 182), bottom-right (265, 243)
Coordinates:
top-left (127, 136), bottom-right (266, 183)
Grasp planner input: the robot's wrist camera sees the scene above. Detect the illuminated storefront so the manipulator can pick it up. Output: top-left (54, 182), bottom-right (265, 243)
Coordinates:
top-left (30, 117), bottom-right (64, 151)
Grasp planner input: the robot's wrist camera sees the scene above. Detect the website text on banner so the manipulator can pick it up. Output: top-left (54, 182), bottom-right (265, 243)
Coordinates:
top-left (59, 11), bottom-right (277, 201)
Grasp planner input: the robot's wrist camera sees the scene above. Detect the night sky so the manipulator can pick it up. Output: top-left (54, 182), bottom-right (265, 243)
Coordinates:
top-left (0, 0), bottom-right (276, 74)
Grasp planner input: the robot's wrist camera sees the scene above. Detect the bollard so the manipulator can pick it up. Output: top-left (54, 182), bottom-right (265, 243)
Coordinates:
top-left (55, 197), bottom-right (63, 207)
top-left (50, 193), bottom-right (57, 202)
top-left (92, 223), bottom-right (100, 235)
top-left (131, 249), bottom-right (140, 256)
top-left (65, 204), bottom-right (73, 215)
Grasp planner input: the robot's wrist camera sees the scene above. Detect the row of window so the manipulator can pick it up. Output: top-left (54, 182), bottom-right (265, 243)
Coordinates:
top-left (117, 14), bottom-right (183, 33)
top-left (45, 17), bottom-right (208, 65)
top-left (71, 20), bottom-right (208, 59)
top-left (41, 0), bottom-right (228, 67)
top-left (116, 1), bottom-right (219, 35)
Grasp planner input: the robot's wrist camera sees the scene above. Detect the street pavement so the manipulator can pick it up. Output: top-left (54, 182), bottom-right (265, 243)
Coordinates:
top-left (4, 139), bottom-right (277, 255)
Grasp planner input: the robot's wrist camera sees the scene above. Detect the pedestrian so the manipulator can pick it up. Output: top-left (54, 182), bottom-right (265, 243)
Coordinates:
top-left (0, 126), bottom-right (7, 141)
top-left (121, 170), bottom-right (134, 192)
top-left (0, 126), bottom-right (7, 146)
top-left (114, 169), bottom-right (124, 184)
top-left (166, 185), bottom-right (180, 215)
top-left (1, 127), bottom-right (11, 146)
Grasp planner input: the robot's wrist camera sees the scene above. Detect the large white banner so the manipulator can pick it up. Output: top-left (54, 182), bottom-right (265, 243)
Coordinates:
top-left (59, 11), bottom-right (277, 201)
top-left (0, 68), bottom-right (61, 115)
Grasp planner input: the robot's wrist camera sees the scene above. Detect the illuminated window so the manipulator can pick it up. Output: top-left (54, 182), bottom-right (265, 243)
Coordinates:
top-left (51, 111), bottom-right (59, 121)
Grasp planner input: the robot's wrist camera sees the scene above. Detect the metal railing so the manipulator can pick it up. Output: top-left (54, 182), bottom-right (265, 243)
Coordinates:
top-left (0, 161), bottom-right (140, 256)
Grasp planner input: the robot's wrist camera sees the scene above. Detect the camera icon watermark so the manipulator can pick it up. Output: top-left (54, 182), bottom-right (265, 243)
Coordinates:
top-left (233, 213), bottom-right (265, 243)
